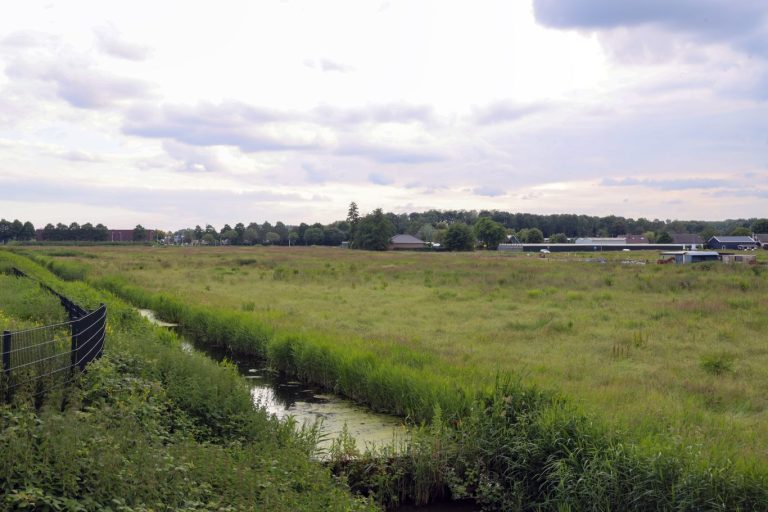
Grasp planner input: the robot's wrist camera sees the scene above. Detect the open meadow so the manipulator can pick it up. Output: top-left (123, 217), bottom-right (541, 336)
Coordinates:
top-left (32, 244), bottom-right (768, 468)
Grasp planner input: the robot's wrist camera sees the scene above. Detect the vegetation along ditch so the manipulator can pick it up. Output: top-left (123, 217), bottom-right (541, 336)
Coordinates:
top-left (11, 246), bottom-right (768, 511)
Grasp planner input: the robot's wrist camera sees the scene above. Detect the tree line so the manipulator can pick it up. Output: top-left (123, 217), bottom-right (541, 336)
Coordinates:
top-left (8, 209), bottom-right (768, 249)
top-left (0, 219), bottom-right (36, 243)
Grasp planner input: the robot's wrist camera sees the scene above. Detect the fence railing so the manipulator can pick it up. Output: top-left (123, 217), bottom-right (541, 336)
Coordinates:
top-left (1, 267), bottom-right (106, 397)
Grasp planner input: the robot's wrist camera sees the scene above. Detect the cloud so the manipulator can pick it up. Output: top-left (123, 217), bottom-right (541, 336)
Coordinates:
top-left (473, 101), bottom-right (552, 125)
top-left (59, 150), bottom-right (103, 163)
top-left (122, 102), bottom-right (321, 152)
top-left (0, 178), bottom-right (306, 220)
top-left (601, 177), bottom-right (728, 190)
top-left (473, 185), bottom-right (506, 197)
top-left (302, 162), bottom-right (332, 183)
top-left (5, 58), bottom-right (152, 109)
top-left (338, 142), bottom-right (445, 164)
top-left (162, 140), bottom-right (221, 173)
top-left (313, 102), bottom-right (436, 125)
top-left (1, 31), bottom-right (59, 48)
top-left (94, 26), bottom-right (151, 61)
top-left (304, 58), bottom-right (354, 73)
top-left (533, 0), bottom-right (768, 57)
top-left (368, 172), bottom-right (394, 185)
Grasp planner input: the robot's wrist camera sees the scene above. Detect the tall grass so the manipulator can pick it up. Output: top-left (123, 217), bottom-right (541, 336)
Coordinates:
top-left (77, 254), bottom-right (768, 510)
top-left (0, 250), bottom-right (375, 511)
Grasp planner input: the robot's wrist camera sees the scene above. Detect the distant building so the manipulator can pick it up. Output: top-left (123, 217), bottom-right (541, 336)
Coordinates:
top-left (754, 234), bottom-right (768, 249)
top-left (625, 234), bottom-right (648, 244)
top-left (721, 253), bottom-right (757, 265)
top-left (659, 251), bottom-right (720, 264)
top-left (706, 236), bottom-right (758, 250)
top-left (108, 229), bottom-right (156, 242)
top-left (574, 237), bottom-right (626, 245)
top-left (389, 234), bottom-right (427, 250)
top-left (671, 233), bottom-right (704, 248)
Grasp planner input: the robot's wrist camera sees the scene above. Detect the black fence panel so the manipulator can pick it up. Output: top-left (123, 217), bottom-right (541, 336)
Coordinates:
top-left (72, 304), bottom-right (106, 371)
top-left (1, 267), bottom-right (107, 398)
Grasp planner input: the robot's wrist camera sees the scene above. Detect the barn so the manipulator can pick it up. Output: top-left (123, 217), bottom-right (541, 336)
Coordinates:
top-left (706, 236), bottom-right (758, 250)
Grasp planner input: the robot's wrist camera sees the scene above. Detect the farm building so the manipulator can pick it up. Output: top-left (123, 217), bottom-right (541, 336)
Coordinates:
top-left (754, 234), bottom-right (768, 249)
top-left (574, 237), bottom-right (626, 245)
top-left (498, 243), bottom-right (523, 252)
top-left (659, 251), bottom-right (720, 264)
top-left (721, 254), bottom-right (757, 265)
top-left (625, 234), bottom-right (648, 244)
top-left (671, 233), bottom-right (704, 248)
top-left (389, 234), bottom-right (427, 250)
top-left (706, 236), bottom-right (758, 250)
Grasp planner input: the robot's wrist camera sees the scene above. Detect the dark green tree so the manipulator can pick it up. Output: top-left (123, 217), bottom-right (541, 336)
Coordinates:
top-left (549, 233), bottom-right (568, 243)
top-left (751, 219), bottom-right (768, 234)
top-left (444, 223), bottom-right (475, 251)
top-left (523, 228), bottom-right (544, 243)
top-left (656, 231), bottom-right (673, 243)
top-left (132, 224), bottom-right (147, 242)
top-left (730, 226), bottom-right (752, 236)
top-left (354, 208), bottom-right (394, 251)
top-left (21, 221), bottom-right (36, 240)
top-left (303, 227), bottom-right (324, 245)
top-left (473, 217), bottom-right (506, 249)
top-left (346, 202), bottom-right (360, 246)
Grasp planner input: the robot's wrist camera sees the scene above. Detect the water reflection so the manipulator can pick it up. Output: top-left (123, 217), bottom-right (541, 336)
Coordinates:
top-left (137, 308), bottom-right (407, 451)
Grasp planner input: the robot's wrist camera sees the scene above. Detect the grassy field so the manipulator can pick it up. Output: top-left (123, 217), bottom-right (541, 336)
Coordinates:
top-left (0, 250), bottom-right (374, 511)
top-left (32, 244), bottom-right (768, 467)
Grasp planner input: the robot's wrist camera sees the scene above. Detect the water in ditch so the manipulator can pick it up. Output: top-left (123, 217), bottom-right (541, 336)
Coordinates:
top-left (138, 309), bottom-right (408, 452)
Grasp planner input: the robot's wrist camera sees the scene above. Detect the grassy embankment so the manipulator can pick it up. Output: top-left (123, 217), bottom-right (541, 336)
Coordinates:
top-left (16, 245), bottom-right (768, 510)
top-left (0, 250), bottom-right (374, 511)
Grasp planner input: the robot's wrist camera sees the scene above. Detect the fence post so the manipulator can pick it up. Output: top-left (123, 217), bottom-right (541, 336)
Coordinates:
top-left (2, 330), bottom-right (10, 375)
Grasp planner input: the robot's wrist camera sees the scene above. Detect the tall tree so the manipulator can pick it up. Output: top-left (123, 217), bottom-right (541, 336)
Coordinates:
top-left (346, 202), bottom-right (360, 246)
top-left (354, 208), bottom-right (394, 251)
top-left (444, 223), bottom-right (475, 251)
top-left (133, 224), bottom-right (147, 242)
top-left (473, 217), bottom-right (506, 249)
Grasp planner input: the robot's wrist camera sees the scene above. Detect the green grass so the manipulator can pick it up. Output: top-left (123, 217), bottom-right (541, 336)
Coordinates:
top-left (0, 251), bottom-right (374, 511)
top-left (10, 245), bottom-right (768, 509)
top-left (42, 245), bottom-right (768, 462)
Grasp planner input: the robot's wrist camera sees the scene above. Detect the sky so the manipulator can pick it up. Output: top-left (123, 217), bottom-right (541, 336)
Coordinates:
top-left (0, 0), bottom-right (766, 230)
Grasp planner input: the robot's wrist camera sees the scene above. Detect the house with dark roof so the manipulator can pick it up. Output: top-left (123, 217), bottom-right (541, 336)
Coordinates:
top-left (671, 233), bottom-right (704, 248)
top-left (389, 234), bottom-right (427, 250)
top-left (707, 235), bottom-right (758, 250)
top-left (754, 234), bottom-right (768, 249)
top-left (625, 234), bottom-right (648, 244)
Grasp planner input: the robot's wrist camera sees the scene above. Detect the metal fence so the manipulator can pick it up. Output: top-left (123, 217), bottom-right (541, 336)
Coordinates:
top-left (1, 267), bottom-right (106, 397)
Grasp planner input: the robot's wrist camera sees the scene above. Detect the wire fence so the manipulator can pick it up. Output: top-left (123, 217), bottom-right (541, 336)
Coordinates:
top-left (1, 267), bottom-right (106, 399)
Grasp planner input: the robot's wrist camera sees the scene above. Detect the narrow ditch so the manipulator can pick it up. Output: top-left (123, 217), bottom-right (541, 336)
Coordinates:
top-left (138, 309), bottom-right (408, 451)
top-left (138, 308), bottom-right (480, 511)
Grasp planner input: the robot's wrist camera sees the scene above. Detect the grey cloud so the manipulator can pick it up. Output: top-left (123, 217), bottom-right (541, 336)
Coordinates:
top-left (302, 162), bottom-right (331, 183)
top-left (60, 150), bottom-right (103, 163)
top-left (1, 31), bottom-right (60, 48)
top-left (6, 59), bottom-right (152, 109)
top-left (162, 140), bottom-right (221, 173)
top-left (473, 101), bottom-right (552, 125)
top-left (1, 178), bottom-right (305, 218)
top-left (338, 142), bottom-right (445, 164)
top-left (123, 102), bottom-right (316, 152)
top-left (473, 185), bottom-right (506, 197)
top-left (533, 0), bottom-right (768, 57)
top-left (601, 177), bottom-right (728, 190)
top-left (368, 172), bottom-right (394, 185)
top-left (94, 27), bottom-right (151, 61)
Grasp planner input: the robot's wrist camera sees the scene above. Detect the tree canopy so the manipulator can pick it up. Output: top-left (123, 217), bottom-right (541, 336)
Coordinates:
top-left (444, 223), bottom-right (475, 251)
top-left (354, 208), bottom-right (394, 251)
